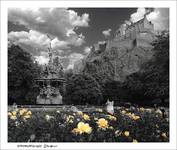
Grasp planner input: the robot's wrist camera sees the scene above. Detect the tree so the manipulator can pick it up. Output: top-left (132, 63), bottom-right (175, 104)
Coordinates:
top-left (142, 31), bottom-right (169, 103)
top-left (8, 44), bottom-right (41, 104)
top-left (103, 80), bottom-right (131, 103)
top-left (65, 73), bottom-right (103, 105)
top-left (124, 31), bottom-right (169, 105)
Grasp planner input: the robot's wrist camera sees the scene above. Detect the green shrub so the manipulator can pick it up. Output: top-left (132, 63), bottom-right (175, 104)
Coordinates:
top-left (65, 73), bottom-right (103, 105)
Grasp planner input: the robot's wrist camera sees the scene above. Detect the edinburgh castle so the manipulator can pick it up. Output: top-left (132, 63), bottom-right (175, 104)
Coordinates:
top-left (73, 14), bottom-right (156, 81)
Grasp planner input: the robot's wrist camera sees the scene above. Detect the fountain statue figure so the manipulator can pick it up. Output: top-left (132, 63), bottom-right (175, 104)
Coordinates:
top-left (35, 39), bottom-right (65, 104)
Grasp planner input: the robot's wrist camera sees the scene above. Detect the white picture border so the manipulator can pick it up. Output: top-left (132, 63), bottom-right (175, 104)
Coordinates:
top-left (1, 0), bottom-right (177, 150)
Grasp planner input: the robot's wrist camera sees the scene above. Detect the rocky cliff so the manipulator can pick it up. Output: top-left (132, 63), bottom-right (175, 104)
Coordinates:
top-left (73, 42), bottom-right (154, 82)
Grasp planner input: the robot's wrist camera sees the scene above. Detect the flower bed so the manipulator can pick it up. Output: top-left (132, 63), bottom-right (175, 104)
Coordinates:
top-left (8, 106), bottom-right (169, 142)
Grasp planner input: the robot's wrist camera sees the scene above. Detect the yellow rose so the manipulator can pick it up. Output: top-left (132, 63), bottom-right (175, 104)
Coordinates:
top-left (70, 115), bottom-right (74, 119)
top-left (94, 117), bottom-right (98, 120)
top-left (8, 112), bottom-right (12, 116)
top-left (23, 115), bottom-right (31, 119)
top-left (107, 115), bottom-right (117, 121)
top-left (139, 107), bottom-right (145, 112)
top-left (109, 126), bottom-right (114, 130)
top-left (83, 114), bottom-right (90, 121)
top-left (127, 112), bottom-right (132, 116)
top-left (133, 139), bottom-right (138, 143)
top-left (155, 109), bottom-right (163, 117)
top-left (132, 115), bottom-right (140, 121)
top-left (11, 111), bottom-right (17, 116)
top-left (66, 115), bottom-right (74, 123)
top-left (10, 115), bottom-right (17, 120)
top-left (161, 132), bottom-right (167, 138)
top-left (97, 118), bottom-right (109, 129)
top-left (121, 110), bottom-right (126, 114)
top-left (72, 122), bottom-right (92, 134)
top-left (72, 128), bottom-right (80, 134)
top-left (124, 131), bottom-right (130, 137)
top-left (26, 111), bottom-right (32, 115)
top-left (69, 119), bottom-right (74, 124)
top-left (19, 108), bottom-right (28, 116)
top-left (78, 122), bottom-right (92, 134)
top-left (77, 111), bottom-right (83, 116)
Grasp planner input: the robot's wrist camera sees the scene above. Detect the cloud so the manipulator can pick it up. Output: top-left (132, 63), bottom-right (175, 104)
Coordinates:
top-left (98, 41), bottom-right (106, 45)
top-left (51, 38), bottom-right (69, 49)
top-left (8, 8), bottom-right (90, 68)
top-left (8, 8), bottom-right (89, 57)
top-left (8, 30), bottom-right (71, 56)
top-left (8, 30), bottom-right (48, 56)
top-left (34, 56), bottom-right (49, 65)
top-left (102, 28), bottom-right (112, 38)
top-left (147, 8), bottom-right (169, 31)
top-left (84, 46), bottom-right (91, 54)
top-left (8, 8), bottom-right (89, 40)
top-left (130, 8), bottom-right (169, 31)
top-left (66, 53), bottom-right (84, 70)
top-left (67, 33), bottom-right (85, 46)
top-left (69, 10), bottom-right (89, 27)
top-left (130, 8), bottom-right (146, 23)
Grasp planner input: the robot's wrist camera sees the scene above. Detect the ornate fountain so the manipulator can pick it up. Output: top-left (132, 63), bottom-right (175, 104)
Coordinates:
top-left (35, 40), bottom-right (65, 104)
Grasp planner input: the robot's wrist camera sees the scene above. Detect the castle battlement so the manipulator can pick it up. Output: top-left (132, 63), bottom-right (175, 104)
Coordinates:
top-left (87, 15), bottom-right (155, 60)
top-left (114, 15), bottom-right (154, 42)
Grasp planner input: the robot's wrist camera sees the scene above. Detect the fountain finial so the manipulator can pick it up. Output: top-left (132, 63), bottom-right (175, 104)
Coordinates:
top-left (47, 34), bottom-right (53, 66)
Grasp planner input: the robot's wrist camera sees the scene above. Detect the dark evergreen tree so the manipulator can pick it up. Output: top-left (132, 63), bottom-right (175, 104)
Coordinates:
top-left (8, 44), bottom-right (41, 104)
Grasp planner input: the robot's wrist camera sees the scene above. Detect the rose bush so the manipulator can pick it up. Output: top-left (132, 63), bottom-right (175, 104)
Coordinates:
top-left (8, 106), bottom-right (169, 142)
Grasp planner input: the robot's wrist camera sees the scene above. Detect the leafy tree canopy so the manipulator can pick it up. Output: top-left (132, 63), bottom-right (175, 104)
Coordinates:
top-left (8, 44), bottom-right (41, 104)
top-left (65, 73), bottom-right (103, 105)
top-left (125, 31), bottom-right (169, 105)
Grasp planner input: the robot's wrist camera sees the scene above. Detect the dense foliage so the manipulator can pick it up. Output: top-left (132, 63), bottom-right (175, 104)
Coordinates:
top-left (95, 31), bottom-right (169, 106)
top-left (103, 80), bottom-right (131, 103)
top-left (8, 44), bottom-right (41, 105)
top-left (8, 31), bottom-right (169, 106)
top-left (124, 31), bottom-right (169, 105)
top-left (8, 106), bottom-right (169, 142)
top-left (65, 73), bottom-right (103, 105)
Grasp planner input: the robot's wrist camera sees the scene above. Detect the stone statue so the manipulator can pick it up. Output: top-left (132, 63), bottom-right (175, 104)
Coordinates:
top-left (106, 99), bottom-right (114, 115)
top-left (35, 37), bottom-right (65, 105)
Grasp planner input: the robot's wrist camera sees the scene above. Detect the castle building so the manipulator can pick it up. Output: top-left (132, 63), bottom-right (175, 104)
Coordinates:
top-left (73, 14), bottom-right (156, 81)
top-left (111, 15), bottom-right (155, 48)
top-left (115, 15), bottom-right (154, 40)
top-left (88, 14), bottom-right (155, 57)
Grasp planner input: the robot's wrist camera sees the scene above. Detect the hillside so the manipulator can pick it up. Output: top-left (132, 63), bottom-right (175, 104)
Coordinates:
top-left (73, 43), bottom-right (154, 82)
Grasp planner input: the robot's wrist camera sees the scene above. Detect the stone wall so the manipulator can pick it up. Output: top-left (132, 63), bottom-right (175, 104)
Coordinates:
top-left (110, 38), bottom-right (135, 49)
top-left (115, 16), bottom-right (154, 43)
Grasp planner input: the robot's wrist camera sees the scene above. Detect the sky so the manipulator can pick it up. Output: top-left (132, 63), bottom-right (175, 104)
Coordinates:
top-left (8, 8), bottom-right (169, 69)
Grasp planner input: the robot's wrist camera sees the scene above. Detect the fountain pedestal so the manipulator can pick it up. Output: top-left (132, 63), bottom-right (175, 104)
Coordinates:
top-left (35, 42), bottom-right (65, 104)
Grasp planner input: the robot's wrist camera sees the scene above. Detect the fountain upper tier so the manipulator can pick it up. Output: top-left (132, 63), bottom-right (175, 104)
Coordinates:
top-left (35, 39), bottom-right (65, 104)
